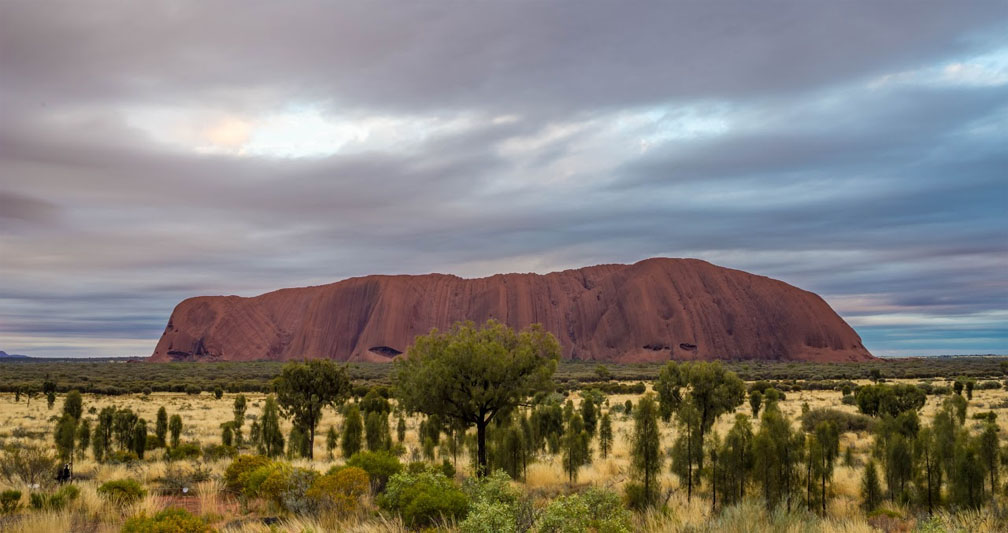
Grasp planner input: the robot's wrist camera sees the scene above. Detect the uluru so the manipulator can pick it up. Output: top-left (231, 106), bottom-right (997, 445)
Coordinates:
top-left (150, 258), bottom-right (873, 363)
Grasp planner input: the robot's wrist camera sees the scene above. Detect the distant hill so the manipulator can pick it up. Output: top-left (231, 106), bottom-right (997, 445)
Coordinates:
top-left (152, 257), bottom-right (874, 364)
top-left (0, 350), bottom-right (31, 360)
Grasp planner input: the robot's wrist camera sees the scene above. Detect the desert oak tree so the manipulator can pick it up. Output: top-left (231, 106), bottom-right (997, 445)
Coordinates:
top-left (394, 320), bottom-right (560, 476)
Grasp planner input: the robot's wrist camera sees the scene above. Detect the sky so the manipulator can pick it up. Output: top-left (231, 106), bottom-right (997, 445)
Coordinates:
top-left (1, 2), bottom-right (1006, 358)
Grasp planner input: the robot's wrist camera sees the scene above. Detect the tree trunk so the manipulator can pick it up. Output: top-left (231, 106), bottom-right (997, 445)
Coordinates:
top-left (476, 421), bottom-right (488, 478)
top-left (307, 426), bottom-right (315, 459)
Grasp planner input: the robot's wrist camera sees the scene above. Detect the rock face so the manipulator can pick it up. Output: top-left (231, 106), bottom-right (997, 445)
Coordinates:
top-left (150, 258), bottom-right (873, 363)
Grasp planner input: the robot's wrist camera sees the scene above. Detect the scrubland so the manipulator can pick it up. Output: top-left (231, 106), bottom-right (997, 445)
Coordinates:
top-left (1, 377), bottom-right (1006, 532)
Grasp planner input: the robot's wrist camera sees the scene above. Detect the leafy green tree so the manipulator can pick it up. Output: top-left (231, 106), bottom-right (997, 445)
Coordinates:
top-left (233, 394), bottom-right (247, 447)
top-left (953, 379), bottom-right (964, 396)
top-left (155, 407), bottom-right (168, 447)
top-left (43, 376), bottom-right (57, 409)
top-left (394, 320), bottom-right (560, 476)
top-left (213, 386), bottom-right (223, 400)
top-left (753, 402), bottom-right (803, 511)
top-left (655, 361), bottom-right (745, 467)
top-left (168, 414), bottom-right (183, 448)
top-left (810, 421), bottom-right (839, 513)
top-left (273, 359), bottom-right (352, 459)
top-left (62, 390), bottom-right (82, 421)
top-left (854, 384), bottom-right (926, 417)
top-left (76, 419), bottom-right (91, 460)
top-left (599, 412), bottom-right (613, 459)
top-left (580, 395), bottom-right (597, 437)
top-left (914, 426), bottom-right (941, 513)
top-left (965, 379), bottom-right (975, 400)
top-left (396, 415), bottom-right (406, 443)
top-left (623, 399), bottom-right (633, 417)
top-left (720, 414), bottom-right (753, 505)
top-left (221, 422), bottom-right (234, 447)
top-left (114, 408), bottom-right (139, 450)
top-left (671, 402), bottom-right (703, 502)
top-left (131, 418), bottom-right (147, 459)
top-left (54, 414), bottom-right (77, 463)
top-left (629, 394), bottom-right (663, 507)
top-left (365, 411), bottom-right (389, 451)
top-left (561, 413), bottom-right (590, 483)
top-left (948, 435), bottom-right (986, 508)
top-left (749, 391), bottom-right (762, 419)
top-left (258, 395), bottom-right (284, 457)
top-left (531, 399), bottom-right (565, 454)
top-left (341, 404), bottom-right (364, 459)
top-left (325, 426), bottom-right (338, 459)
top-left (977, 421), bottom-right (1000, 499)
top-left (360, 388), bottom-right (391, 415)
top-left (861, 460), bottom-right (882, 511)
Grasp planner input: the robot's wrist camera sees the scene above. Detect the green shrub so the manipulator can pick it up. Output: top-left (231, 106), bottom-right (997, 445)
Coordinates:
top-left (799, 408), bottom-right (873, 433)
top-left (459, 500), bottom-right (516, 533)
top-left (244, 462), bottom-right (318, 515)
top-left (0, 489), bottom-right (20, 514)
top-left (223, 455), bottom-right (271, 494)
top-left (166, 443), bottom-right (202, 462)
top-left (459, 471), bottom-right (526, 533)
top-left (535, 488), bottom-right (631, 533)
top-left (345, 450), bottom-right (402, 492)
top-left (462, 470), bottom-right (519, 507)
top-left (98, 478), bottom-right (147, 506)
top-left (201, 443), bottom-right (236, 461)
top-left (107, 449), bottom-right (140, 464)
top-left (623, 482), bottom-right (658, 511)
top-left (29, 484), bottom-right (79, 511)
top-left (379, 470), bottom-right (468, 527)
top-left (121, 507), bottom-right (216, 533)
top-left (306, 466), bottom-right (369, 517)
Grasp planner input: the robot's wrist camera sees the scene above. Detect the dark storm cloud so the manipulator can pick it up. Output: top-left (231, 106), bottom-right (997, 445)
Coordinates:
top-left (1, 1), bottom-right (1006, 357)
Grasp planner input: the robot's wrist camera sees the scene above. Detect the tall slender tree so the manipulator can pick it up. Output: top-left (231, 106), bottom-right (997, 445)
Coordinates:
top-left (629, 394), bottom-right (663, 507)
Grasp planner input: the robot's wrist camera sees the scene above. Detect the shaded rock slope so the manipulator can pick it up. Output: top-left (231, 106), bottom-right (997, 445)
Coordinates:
top-left (150, 258), bottom-right (873, 363)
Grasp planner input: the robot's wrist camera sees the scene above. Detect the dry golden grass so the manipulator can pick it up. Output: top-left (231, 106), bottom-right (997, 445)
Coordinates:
top-left (0, 380), bottom-right (1006, 532)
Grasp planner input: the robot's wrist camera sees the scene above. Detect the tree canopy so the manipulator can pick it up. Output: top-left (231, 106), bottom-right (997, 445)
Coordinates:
top-left (273, 359), bottom-right (352, 459)
top-left (394, 319), bottom-right (560, 476)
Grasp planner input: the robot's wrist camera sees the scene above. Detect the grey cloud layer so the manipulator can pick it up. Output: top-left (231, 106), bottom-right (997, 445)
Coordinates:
top-left (1, 1), bottom-right (1006, 357)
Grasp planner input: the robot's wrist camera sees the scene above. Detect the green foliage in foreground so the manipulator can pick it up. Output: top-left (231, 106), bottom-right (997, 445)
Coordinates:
top-left (98, 478), bottom-right (147, 506)
top-left (121, 507), bottom-right (215, 533)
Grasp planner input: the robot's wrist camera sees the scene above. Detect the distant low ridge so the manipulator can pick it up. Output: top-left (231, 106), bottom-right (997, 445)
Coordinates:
top-left (151, 258), bottom-right (874, 363)
top-left (0, 350), bottom-right (30, 359)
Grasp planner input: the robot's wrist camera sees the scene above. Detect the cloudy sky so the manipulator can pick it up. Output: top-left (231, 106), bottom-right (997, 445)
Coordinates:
top-left (1, 2), bottom-right (1006, 358)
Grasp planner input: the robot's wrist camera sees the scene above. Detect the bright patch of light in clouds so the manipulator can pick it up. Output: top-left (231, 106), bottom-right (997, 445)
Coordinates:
top-left (128, 106), bottom-right (482, 158)
top-left (870, 47), bottom-right (1008, 88)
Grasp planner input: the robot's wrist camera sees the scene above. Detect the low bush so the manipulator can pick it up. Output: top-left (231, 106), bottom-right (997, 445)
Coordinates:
top-left (30, 484), bottom-right (80, 511)
top-left (0, 445), bottom-right (57, 487)
top-left (458, 471), bottom-right (529, 533)
top-left (306, 466), bottom-right (369, 517)
top-left (201, 443), bottom-right (236, 461)
top-left (244, 462), bottom-right (318, 515)
top-left (800, 408), bottom-right (873, 433)
top-left (106, 450), bottom-right (140, 464)
top-left (535, 487), bottom-right (632, 533)
top-left (121, 507), bottom-right (216, 533)
top-left (623, 481), bottom-right (659, 511)
top-left (380, 469), bottom-right (468, 528)
top-left (223, 455), bottom-right (271, 494)
top-left (166, 443), bottom-right (202, 462)
top-left (98, 478), bottom-right (147, 506)
top-left (345, 450), bottom-right (402, 493)
top-left (0, 489), bottom-right (21, 514)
